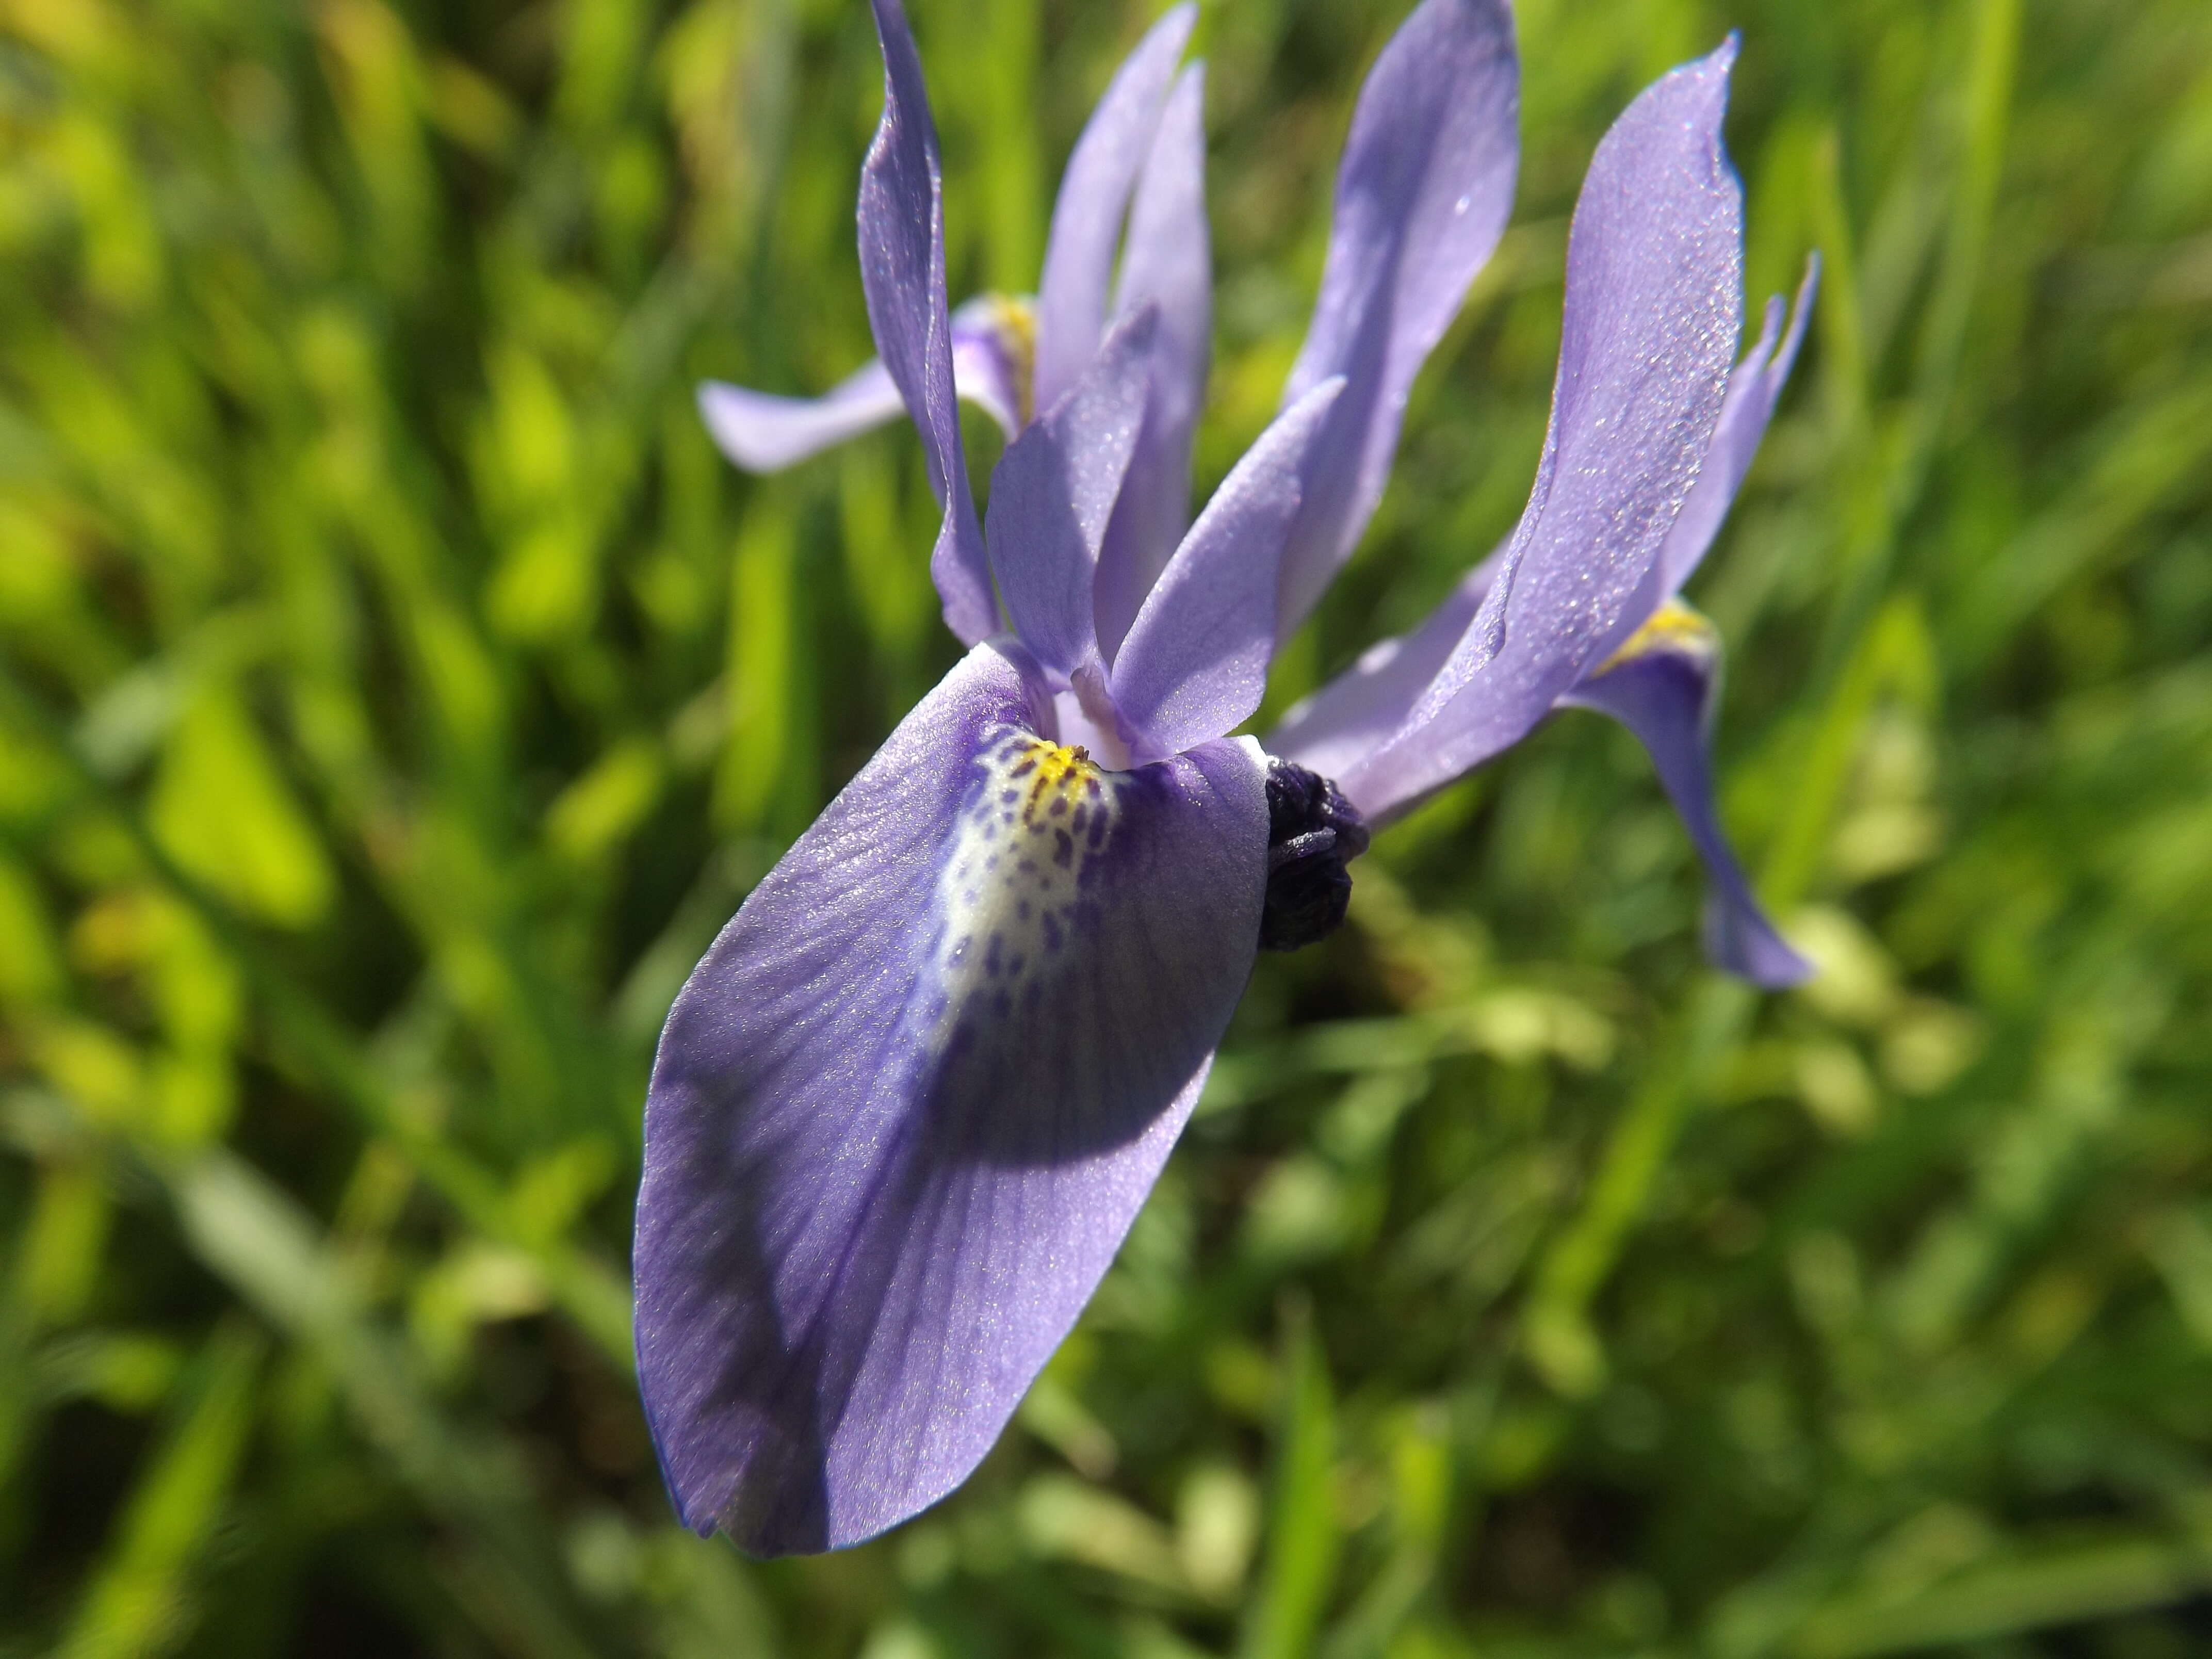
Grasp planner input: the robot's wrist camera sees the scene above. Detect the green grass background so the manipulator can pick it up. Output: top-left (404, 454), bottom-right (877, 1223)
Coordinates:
top-left (3, 0), bottom-right (2210, 1652)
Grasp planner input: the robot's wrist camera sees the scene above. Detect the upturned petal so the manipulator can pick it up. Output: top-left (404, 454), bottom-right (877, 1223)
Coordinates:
top-left (858, 0), bottom-right (993, 644)
top-left (1112, 379), bottom-right (1346, 763)
top-left (1035, 5), bottom-right (1198, 414)
top-left (988, 306), bottom-right (1159, 678)
top-left (1095, 63), bottom-right (1213, 661)
top-left (1654, 255), bottom-right (1818, 597)
top-left (1276, 262), bottom-right (1807, 791)
top-left (698, 362), bottom-right (908, 474)
top-left (1343, 38), bottom-right (1747, 822)
top-left (635, 642), bottom-right (1268, 1555)
top-left (697, 297), bottom-right (1035, 474)
top-left (1558, 603), bottom-right (1810, 987)
top-left (1275, 0), bottom-right (1519, 637)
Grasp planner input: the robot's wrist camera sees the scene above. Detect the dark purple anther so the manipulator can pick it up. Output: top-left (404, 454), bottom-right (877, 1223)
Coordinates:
top-left (1260, 756), bottom-right (1370, 951)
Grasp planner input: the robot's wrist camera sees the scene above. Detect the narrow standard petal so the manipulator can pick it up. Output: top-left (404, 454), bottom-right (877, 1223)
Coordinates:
top-left (1111, 378), bottom-right (1345, 763)
top-left (1654, 253), bottom-right (1818, 596)
top-left (988, 306), bottom-right (1158, 678)
top-left (1095, 62), bottom-right (1213, 662)
top-left (1275, 0), bottom-right (1519, 636)
top-left (1034, 4), bottom-right (1197, 414)
top-left (636, 642), bottom-right (1268, 1554)
top-left (1343, 39), bottom-right (1747, 824)
top-left (1558, 603), bottom-right (1810, 986)
top-left (859, 0), bottom-right (994, 644)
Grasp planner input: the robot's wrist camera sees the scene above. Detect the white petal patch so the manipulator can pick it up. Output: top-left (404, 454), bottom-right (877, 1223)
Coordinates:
top-left (931, 727), bottom-right (1129, 1033)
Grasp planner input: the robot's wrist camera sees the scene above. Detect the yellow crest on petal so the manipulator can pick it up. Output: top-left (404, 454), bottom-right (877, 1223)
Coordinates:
top-left (1593, 597), bottom-right (1720, 675)
top-left (932, 729), bottom-right (1125, 1024)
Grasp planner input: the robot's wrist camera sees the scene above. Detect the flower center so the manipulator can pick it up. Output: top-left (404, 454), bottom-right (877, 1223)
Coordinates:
top-left (1260, 757), bottom-right (1370, 952)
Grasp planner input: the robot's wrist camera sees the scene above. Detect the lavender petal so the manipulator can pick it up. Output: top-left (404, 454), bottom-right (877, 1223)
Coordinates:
top-left (859, 0), bottom-right (993, 643)
top-left (988, 306), bottom-right (1159, 678)
top-left (1558, 605), bottom-right (1810, 987)
top-left (1265, 540), bottom-right (1505, 784)
top-left (635, 643), bottom-right (1267, 1554)
top-left (1343, 39), bottom-right (1747, 823)
top-left (698, 363), bottom-right (908, 474)
top-left (697, 296), bottom-right (1030, 476)
top-left (1095, 62), bottom-right (1213, 662)
top-left (1034, 5), bottom-right (1197, 414)
top-left (1112, 378), bottom-right (1345, 762)
top-left (1656, 254), bottom-right (1819, 596)
top-left (1275, 0), bottom-right (1519, 637)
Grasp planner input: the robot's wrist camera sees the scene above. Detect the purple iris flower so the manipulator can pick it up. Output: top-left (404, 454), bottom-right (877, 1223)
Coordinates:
top-left (638, 0), bottom-right (1813, 1557)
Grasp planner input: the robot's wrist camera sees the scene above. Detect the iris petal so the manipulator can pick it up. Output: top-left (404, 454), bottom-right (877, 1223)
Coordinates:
top-left (989, 306), bottom-right (1159, 678)
top-left (858, 0), bottom-right (993, 644)
top-left (1654, 255), bottom-right (1819, 597)
top-left (1034, 5), bottom-right (1197, 415)
top-left (697, 298), bottom-right (1036, 475)
top-left (1095, 63), bottom-right (1213, 661)
top-left (1281, 261), bottom-right (1808, 798)
top-left (1112, 378), bottom-right (1345, 763)
top-left (1559, 603), bottom-right (1810, 987)
top-left (1343, 38), bottom-right (1747, 822)
top-left (635, 643), bottom-right (1268, 1555)
top-left (1275, 0), bottom-right (1519, 637)
top-left (1267, 541), bottom-right (1505, 784)
top-left (697, 362), bottom-right (906, 475)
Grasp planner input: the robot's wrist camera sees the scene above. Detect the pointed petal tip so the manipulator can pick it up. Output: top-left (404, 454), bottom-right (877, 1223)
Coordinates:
top-left (1769, 252), bottom-right (1821, 385)
top-left (1652, 31), bottom-right (1740, 133)
top-left (1706, 901), bottom-right (1815, 989)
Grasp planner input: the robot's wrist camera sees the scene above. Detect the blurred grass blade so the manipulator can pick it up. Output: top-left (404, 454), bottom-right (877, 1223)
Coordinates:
top-left (54, 1325), bottom-right (263, 1659)
top-left (1240, 1307), bottom-right (1339, 1659)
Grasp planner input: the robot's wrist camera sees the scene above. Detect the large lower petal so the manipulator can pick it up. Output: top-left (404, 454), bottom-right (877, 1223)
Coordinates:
top-left (1034, 5), bottom-right (1197, 415)
top-left (1111, 379), bottom-right (1343, 763)
top-left (697, 297), bottom-right (1035, 474)
top-left (1095, 62), bottom-right (1213, 662)
top-left (635, 643), bottom-right (1267, 1555)
top-left (1343, 39), bottom-right (1746, 822)
top-left (1558, 603), bottom-right (1810, 987)
top-left (859, 0), bottom-right (993, 644)
top-left (1275, 0), bottom-right (1519, 636)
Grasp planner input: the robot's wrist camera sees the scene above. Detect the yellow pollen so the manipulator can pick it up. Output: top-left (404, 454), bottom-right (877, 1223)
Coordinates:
top-left (1595, 598), bottom-right (1717, 674)
top-left (1009, 739), bottom-right (1101, 828)
top-left (986, 293), bottom-right (1039, 425)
